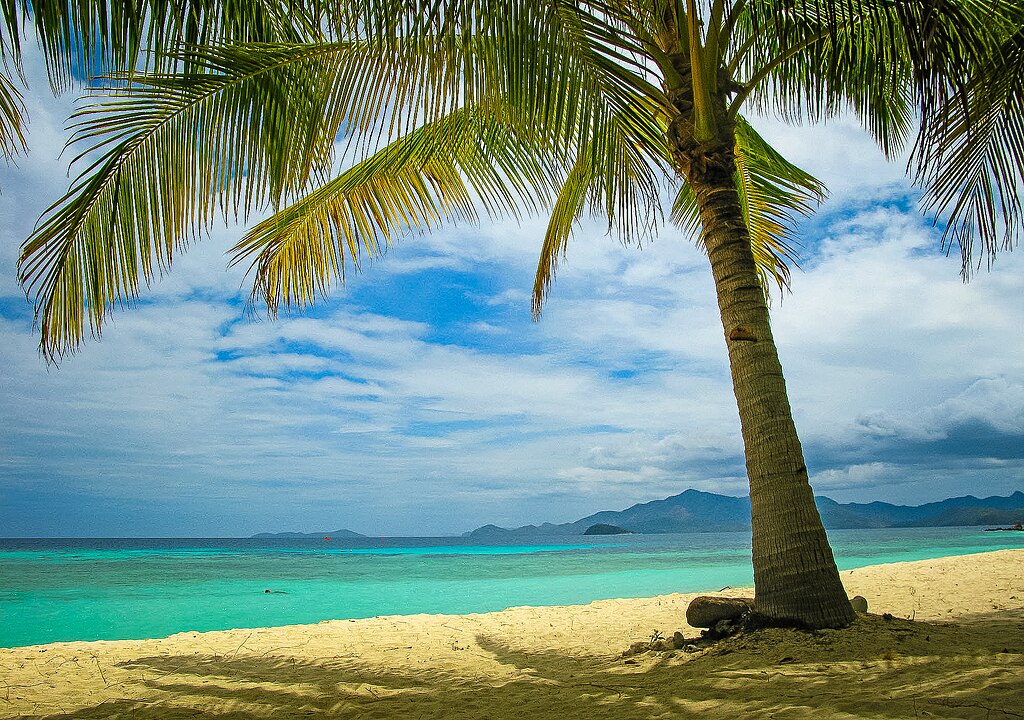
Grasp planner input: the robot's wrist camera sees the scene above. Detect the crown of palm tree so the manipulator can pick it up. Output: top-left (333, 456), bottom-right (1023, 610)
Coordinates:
top-left (8, 0), bottom-right (1020, 361)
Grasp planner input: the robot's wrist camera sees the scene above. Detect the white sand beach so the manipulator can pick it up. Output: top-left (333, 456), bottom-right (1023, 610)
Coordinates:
top-left (1, 549), bottom-right (1021, 719)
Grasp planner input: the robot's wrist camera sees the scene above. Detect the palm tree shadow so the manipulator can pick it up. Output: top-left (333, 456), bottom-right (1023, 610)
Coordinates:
top-left (479, 611), bottom-right (1024, 718)
top-left (7, 613), bottom-right (1022, 720)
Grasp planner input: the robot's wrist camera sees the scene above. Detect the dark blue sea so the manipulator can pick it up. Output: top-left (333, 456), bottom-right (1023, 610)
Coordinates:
top-left (1, 527), bottom-right (1021, 648)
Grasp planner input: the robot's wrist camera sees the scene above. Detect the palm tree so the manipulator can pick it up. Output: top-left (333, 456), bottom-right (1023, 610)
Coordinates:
top-left (12, 0), bottom-right (1022, 628)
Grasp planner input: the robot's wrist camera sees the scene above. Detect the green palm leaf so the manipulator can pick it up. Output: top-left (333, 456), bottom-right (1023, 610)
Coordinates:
top-left (4, 0), bottom-right (319, 83)
top-left (914, 24), bottom-right (1024, 274)
top-left (0, 0), bottom-right (321, 166)
top-left (18, 4), bottom-right (671, 358)
top-left (233, 104), bottom-right (566, 315)
top-left (531, 150), bottom-right (596, 318)
top-left (530, 95), bottom-right (669, 317)
top-left (731, 0), bottom-right (998, 157)
top-left (18, 42), bottom-right (372, 359)
top-left (0, 68), bottom-right (26, 159)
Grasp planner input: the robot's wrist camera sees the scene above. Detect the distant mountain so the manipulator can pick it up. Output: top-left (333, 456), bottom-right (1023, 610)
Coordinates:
top-left (815, 491), bottom-right (1024, 528)
top-left (464, 490), bottom-right (1024, 537)
top-left (466, 489), bottom-right (754, 538)
top-left (251, 529), bottom-right (366, 538)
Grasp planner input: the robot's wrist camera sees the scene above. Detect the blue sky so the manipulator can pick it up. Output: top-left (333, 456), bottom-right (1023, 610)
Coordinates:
top-left (1, 48), bottom-right (1022, 537)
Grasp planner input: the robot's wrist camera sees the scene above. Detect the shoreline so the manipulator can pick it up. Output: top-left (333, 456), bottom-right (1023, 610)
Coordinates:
top-left (5, 531), bottom-right (1024, 650)
top-left (1, 548), bottom-right (1021, 651)
top-left (2, 549), bottom-right (1022, 719)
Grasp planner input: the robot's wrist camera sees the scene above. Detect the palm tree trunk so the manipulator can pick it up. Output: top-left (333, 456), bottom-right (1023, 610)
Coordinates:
top-left (669, 126), bottom-right (854, 628)
top-left (695, 170), bottom-right (853, 628)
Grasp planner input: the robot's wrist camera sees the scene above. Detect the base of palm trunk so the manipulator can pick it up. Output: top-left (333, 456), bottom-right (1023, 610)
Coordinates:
top-left (754, 596), bottom-right (855, 629)
top-left (753, 563), bottom-right (855, 629)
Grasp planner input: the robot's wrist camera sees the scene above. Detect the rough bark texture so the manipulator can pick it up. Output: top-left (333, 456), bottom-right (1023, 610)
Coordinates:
top-left (664, 56), bottom-right (854, 629)
top-left (697, 174), bottom-right (853, 628)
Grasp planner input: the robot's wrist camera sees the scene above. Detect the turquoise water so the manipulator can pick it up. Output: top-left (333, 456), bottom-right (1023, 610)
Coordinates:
top-left (1, 527), bottom-right (1020, 648)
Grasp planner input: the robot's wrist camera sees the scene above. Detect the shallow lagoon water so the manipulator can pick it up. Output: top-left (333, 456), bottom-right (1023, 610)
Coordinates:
top-left (1, 527), bottom-right (1020, 647)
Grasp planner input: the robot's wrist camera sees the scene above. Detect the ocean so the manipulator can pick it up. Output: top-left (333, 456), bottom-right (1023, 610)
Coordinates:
top-left (1, 527), bottom-right (1021, 648)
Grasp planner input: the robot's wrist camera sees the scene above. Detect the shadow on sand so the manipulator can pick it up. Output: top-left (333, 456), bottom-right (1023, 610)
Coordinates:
top-left (7, 612), bottom-right (1023, 720)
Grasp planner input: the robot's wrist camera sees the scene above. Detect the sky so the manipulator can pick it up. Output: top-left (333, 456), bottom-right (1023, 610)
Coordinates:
top-left (1, 47), bottom-right (1022, 538)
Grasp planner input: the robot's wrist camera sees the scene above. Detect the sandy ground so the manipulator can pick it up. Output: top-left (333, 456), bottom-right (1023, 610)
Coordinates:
top-left (1, 549), bottom-right (1022, 719)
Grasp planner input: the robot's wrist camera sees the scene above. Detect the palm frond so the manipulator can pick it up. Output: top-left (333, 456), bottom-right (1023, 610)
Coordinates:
top-left (732, 0), bottom-right (995, 157)
top-left (915, 23), bottom-right (1024, 275)
top-left (530, 92), bottom-right (675, 316)
top-left (0, 67), bottom-right (26, 159)
top-left (233, 104), bottom-right (566, 315)
top-left (18, 0), bottom-right (680, 359)
top-left (231, 1), bottom-right (674, 321)
top-left (17, 42), bottom-right (374, 360)
top-left (9, 0), bottom-right (320, 87)
top-left (531, 146), bottom-right (596, 319)
top-left (0, 0), bottom-right (320, 167)
top-left (672, 115), bottom-right (825, 293)
top-left (17, 33), bottom-right (542, 359)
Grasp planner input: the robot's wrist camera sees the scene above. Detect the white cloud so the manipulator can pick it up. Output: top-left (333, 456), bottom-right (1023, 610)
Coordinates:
top-left (855, 378), bottom-right (1024, 442)
top-left (809, 462), bottom-right (910, 493)
top-left (749, 113), bottom-right (911, 201)
top-left (772, 204), bottom-right (1024, 446)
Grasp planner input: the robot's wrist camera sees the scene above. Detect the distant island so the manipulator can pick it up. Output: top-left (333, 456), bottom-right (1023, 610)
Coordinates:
top-left (250, 529), bottom-right (366, 539)
top-left (985, 522), bottom-right (1024, 532)
top-left (464, 489), bottom-right (1024, 538)
top-left (583, 523), bottom-right (634, 535)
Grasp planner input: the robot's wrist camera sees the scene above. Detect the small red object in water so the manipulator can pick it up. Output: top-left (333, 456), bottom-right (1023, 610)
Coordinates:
top-left (324, 537), bottom-right (331, 541)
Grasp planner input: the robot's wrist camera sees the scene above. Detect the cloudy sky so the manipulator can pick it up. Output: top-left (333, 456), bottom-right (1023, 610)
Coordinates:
top-left (1, 48), bottom-right (1022, 538)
